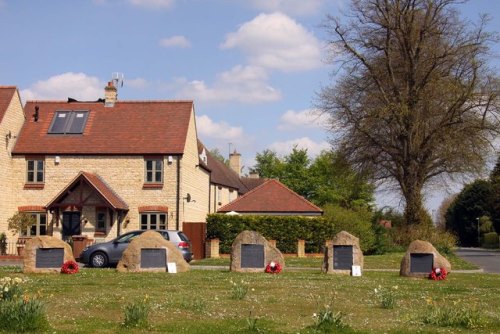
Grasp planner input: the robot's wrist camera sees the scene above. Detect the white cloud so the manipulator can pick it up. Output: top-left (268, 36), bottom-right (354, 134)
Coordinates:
top-left (125, 77), bottom-right (148, 89)
top-left (21, 72), bottom-right (103, 102)
top-left (159, 35), bottom-right (191, 48)
top-left (196, 115), bottom-right (243, 140)
top-left (268, 137), bottom-right (330, 156)
top-left (129, 0), bottom-right (174, 9)
top-left (278, 109), bottom-right (330, 131)
top-left (245, 0), bottom-right (324, 16)
top-left (175, 65), bottom-right (281, 104)
top-left (221, 12), bottom-right (322, 72)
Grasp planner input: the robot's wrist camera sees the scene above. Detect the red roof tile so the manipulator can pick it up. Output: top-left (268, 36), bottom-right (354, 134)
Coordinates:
top-left (217, 179), bottom-right (323, 215)
top-left (46, 171), bottom-right (128, 210)
top-left (0, 86), bottom-right (17, 124)
top-left (13, 100), bottom-right (193, 155)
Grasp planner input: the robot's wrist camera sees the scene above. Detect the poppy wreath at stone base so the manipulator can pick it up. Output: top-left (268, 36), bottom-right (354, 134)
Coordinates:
top-left (61, 260), bottom-right (79, 274)
top-left (429, 267), bottom-right (447, 281)
top-left (265, 261), bottom-right (282, 274)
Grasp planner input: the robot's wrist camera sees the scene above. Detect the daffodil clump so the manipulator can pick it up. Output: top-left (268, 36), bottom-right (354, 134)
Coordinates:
top-left (0, 276), bottom-right (48, 332)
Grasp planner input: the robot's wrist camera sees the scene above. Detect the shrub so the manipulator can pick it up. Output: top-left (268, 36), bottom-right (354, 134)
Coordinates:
top-left (0, 233), bottom-right (6, 255)
top-left (482, 232), bottom-right (499, 248)
top-left (390, 224), bottom-right (457, 255)
top-left (207, 208), bottom-right (376, 254)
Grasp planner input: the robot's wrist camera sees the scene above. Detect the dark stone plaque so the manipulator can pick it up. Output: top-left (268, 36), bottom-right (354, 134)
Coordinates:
top-left (35, 248), bottom-right (64, 268)
top-left (141, 248), bottom-right (167, 268)
top-left (333, 245), bottom-right (353, 270)
top-left (410, 253), bottom-right (434, 273)
top-left (241, 244), bottom-right (264, 268)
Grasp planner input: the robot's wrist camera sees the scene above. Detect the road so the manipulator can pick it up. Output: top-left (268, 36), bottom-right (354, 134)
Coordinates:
top-left (455, 248), bottom-right (500, 274)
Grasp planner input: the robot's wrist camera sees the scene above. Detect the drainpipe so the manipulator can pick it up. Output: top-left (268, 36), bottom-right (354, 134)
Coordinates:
top-left (176, 156), bottom-right (181, 230)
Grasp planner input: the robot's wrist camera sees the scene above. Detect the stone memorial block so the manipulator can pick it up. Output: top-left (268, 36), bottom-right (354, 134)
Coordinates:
top-left (36, 248), bottom-right (64, 268)
top-left (323, 231), bottom-right (363, 275)
top-left (141, 248), bottom-right (167, 269)
top-left (23, 236), bottom-right (75, 274)
top-left (230, 230), bottom-right (285, 273)
top-left (400, 240), bottom-right (451, 278)
top-left (117, 231), bottom-right (189, 273)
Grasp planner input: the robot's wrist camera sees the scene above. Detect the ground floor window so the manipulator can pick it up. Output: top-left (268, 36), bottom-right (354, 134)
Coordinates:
top-left (21, 212), bottom-right (47, 237)
top-left (140, 213), bottom-right (167, 230)
top-left (96, 209), bottom-right (107, 232)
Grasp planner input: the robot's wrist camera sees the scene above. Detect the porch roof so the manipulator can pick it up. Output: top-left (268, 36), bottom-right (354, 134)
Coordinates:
top-left (46, 171), bottom-right (128, 211)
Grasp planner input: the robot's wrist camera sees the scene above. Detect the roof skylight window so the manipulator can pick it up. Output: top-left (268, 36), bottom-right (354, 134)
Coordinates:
top-left (48, 110), bottom-right (89, 134)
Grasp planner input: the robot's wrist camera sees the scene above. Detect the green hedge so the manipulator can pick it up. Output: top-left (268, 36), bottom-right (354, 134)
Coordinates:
top-left (482, 232), bottom-right (499, 248)
top-left (206, 214), bottom-right (375, 254)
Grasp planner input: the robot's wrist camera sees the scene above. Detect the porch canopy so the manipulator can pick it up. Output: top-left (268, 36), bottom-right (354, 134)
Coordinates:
top-left (46, 171), bottom-right (129, 237)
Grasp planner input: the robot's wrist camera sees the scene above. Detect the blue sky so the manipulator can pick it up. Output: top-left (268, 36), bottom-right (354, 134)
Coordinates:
top-left (1, 0), bottom-right (499, 213)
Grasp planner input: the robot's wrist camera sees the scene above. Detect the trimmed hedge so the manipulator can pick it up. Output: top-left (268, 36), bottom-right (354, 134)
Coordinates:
top-left (482, 232), bottom-right (499, 248)
top-left (206, 214), bottom-right (374, 254)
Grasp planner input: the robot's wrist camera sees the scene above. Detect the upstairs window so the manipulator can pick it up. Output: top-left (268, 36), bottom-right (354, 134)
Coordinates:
top-left (48, 110), bottom-right (89, 134)
top-left (27, 159), bottom-right (44, 183)
top-left (144, 158), bottom-right (163, 184)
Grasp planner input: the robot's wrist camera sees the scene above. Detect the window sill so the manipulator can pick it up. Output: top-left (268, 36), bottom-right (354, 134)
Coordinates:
top-left (24, 183), bottom-right (45, 190)
top-left (143, 183), bottom-right (163, 189)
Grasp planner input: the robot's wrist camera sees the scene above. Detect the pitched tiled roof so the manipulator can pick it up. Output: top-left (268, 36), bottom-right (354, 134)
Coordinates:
top-left (13, 100), bottom-right (193, 155)
top-left (217, 179), bottom-right (323, 215)
top-left (46, 171), bottom-right (128, 210)
top-left (0, 86), bottom-right (17, 124)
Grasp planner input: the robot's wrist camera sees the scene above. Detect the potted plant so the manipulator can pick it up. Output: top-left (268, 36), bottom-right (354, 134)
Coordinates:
top-left (7, 212), bottom-right (36, 256)
top-left (0, 233), bottom-right (7, 255)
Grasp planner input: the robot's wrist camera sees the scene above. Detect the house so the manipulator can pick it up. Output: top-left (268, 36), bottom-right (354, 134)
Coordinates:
top-left (0, 86), bottom-right (25, 237)
top-left (217, 179), bottom-right (323, 216)
top-left (1, 82), bottom-right (322, 260)
top-left (4, 82), bottom-right (210, 243)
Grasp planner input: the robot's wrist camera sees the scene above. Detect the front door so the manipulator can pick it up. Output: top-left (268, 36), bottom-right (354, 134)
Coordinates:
top-left (62, 212), bottom-right (81, 241)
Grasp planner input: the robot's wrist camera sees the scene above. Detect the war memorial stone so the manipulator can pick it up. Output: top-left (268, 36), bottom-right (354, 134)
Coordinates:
top-left (117, 230), bottom-right (189, 273)
top-left (323, 231), bottom-right (363, 275)
top-left (400, 240), bottom-right (451, 278)
top-left (231, 230), bottom-right (284, 273)
top-left (23, 236), bottom-right (75, 274)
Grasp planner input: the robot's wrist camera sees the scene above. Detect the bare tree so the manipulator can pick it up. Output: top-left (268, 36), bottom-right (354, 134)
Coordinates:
top-left (318, 0), bottom-right (499, 225)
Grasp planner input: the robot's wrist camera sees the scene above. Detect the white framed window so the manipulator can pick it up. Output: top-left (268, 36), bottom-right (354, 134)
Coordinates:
top-left (21, 212), bottom-right (47, 237)
top-left (26, 159), bottom-right (44, 183)
top-left (140, 213), bottom-right (167, 230)
top-left (144, 158), bottom-right (163, 183)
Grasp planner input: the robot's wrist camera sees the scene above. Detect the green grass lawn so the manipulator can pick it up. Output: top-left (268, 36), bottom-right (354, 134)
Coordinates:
top-left (191, 251), bottom-right (479, 270)
top-left (0, 260), bottom-right (497, 333)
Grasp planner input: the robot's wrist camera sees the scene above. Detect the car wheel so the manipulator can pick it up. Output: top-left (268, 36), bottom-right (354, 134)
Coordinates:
top-left (90, 251), bottom-right (108, 268)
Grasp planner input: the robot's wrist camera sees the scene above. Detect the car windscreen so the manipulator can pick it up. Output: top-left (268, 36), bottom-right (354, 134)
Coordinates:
top-left (178, 232), bottom-right (189, 242)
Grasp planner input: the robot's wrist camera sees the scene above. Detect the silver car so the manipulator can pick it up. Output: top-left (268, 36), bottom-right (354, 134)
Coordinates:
top-left (79, 230), bottom-right (192, 268)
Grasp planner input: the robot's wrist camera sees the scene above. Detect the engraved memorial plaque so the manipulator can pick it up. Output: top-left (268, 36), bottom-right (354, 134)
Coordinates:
top-left (141, 248), bottom-right (166, 268)
top-left (333, 245), bottom-right (353, 270)
top-left (241, 244), bottom-right (264, 268)
top-left (35, 248), bottom-right (64, 268)
top-left (410, 253), bottom-right (433, 273)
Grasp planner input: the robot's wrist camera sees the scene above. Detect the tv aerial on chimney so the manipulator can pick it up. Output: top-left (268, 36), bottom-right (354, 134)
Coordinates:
top-left (111, 72), bottom-right (124, 88)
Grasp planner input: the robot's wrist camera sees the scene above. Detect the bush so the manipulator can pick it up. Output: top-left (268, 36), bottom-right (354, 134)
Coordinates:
top-left (0, 233), bottom-right (6, 255)
top-left (390, 224), bottom-right (457, 255)
top-left (482, 232), bottom-right (499, 248)
top-left (207, 209), bottom-right (376, 254)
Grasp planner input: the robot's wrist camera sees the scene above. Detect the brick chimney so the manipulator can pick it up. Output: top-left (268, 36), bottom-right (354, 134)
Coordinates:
top-left (104, 81), bottom-right (117, 107)
top-left (229, 150), bottom-right (241, 176)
